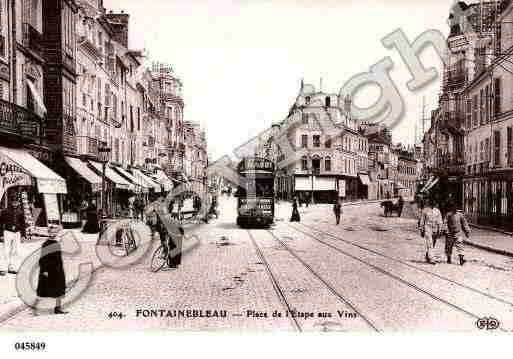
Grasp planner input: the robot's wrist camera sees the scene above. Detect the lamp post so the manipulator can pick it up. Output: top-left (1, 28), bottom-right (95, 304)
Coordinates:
top-left (98, 141), bottom-right (111, 213)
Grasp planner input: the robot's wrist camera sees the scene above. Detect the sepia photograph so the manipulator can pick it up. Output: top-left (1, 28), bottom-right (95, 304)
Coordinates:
top-left (0, 0), bottom-right (513, 356)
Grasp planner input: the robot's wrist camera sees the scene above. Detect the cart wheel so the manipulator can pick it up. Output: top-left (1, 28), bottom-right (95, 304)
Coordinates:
top-left (150, 245), bottom-right (167, 272)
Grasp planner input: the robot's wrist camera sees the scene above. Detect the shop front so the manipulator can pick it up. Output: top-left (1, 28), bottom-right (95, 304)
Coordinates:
top-left (294, 176), bottom-right (336, 204)
top-left (131, 168), bottom-right (161, 201)
top-left (88, 161), bottom-right (133, 217)
top-left (357, 173), bottom-right (371, 200)
top-left (60, 156), bottom-right (102, 228)
top-left (0, 146), bottom-right (67, 234)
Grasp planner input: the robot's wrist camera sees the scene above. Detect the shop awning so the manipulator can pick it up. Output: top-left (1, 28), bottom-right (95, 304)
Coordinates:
top-left (112, 165), bottom-right (147, 193)
top-left (295, 176), bottom-right (336, 191)
top-left (65, 157), bottom-right (102, 192)
top-left (88, 161), bottom-right (132, 191)
top-left (26, 79), bottom-right (47, 117)
top-left (358, 174), bottom-right (371, 186)
top-left (132, 168), bottom-right (161, 192)
top-left (154, 170), bottom-right (174, 191)
top-left (295, 177), bottom-right (312, 191)
top-left (0, 146), bottom-right (67, 194)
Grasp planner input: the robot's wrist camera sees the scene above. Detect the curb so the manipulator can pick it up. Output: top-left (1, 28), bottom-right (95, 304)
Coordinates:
top-left (0, 220), bottom-right (206, 325)
top-left (469, 223), bottom-right (513, 236)
top-left (464, 239), bottom-right (513, 258)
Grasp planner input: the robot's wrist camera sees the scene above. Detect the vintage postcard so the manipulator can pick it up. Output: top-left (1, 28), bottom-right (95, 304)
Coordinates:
top-left (1, 0), bottom-right (513, 355)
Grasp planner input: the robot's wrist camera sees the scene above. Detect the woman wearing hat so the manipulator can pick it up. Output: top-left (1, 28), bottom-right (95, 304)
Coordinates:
top-left (33, 225), bottom-right (68, 315)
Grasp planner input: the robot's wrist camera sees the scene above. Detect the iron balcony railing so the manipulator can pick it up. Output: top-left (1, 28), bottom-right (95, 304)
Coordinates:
top-left (76, 136), bottom-right (99, 158)
top-left (0, 99), bottom-right (44, 143)
top-left (22, 23), bottom-right (43, 57)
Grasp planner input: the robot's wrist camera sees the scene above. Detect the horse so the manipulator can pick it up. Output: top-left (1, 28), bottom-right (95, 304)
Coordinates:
top-left (380, 200), bottom-right (404, 217)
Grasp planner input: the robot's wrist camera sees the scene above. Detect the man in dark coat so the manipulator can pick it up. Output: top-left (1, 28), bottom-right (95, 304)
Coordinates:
top-left (290, 197), bottom-right (300, 222)
top-left (33, 225), bottom-right (67, 315)
top-left (82, 200), bottom-right (100, 234)
top-left (333, 198), bottom-right (342, 225)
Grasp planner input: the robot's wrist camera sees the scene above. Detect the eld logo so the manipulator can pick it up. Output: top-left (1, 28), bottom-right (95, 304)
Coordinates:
top-left (476, 317), bottom-right (500, 331)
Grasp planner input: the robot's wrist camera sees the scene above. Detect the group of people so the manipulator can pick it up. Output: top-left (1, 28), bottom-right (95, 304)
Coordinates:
top-left (418, 198), bottom-right (470, 266)
top-left (290, 196), bottom-right (343, 224)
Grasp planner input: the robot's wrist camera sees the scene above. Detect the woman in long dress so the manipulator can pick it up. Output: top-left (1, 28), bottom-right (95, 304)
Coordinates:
top-left (82, 200), bottom-right (100, 234)
top-left (290, 197), bottom-right (300, 222)
top-left (33, 225), bottom-right (68, 315)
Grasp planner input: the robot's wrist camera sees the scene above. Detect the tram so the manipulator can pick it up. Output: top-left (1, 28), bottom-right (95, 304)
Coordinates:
top-left (235, 157), bottom-right (275, 228)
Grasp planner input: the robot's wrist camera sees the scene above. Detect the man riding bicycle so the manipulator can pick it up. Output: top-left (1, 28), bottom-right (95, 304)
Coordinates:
top-left (148, 205), bottom-right (184, 269)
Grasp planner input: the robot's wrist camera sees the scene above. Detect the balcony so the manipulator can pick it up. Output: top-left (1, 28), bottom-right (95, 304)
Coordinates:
top-left (76, 136), bottom-right (99, 158)
top-left (0, 99), bottom-right (44, 144)
top-left (440, 111), bottom-right (465, 135)
top-left (444, 70), bottom-right (467, 91)
top-left (22, 23), bottom-right (43, 58)
top-left (434, 154), bottom-right (465, 175)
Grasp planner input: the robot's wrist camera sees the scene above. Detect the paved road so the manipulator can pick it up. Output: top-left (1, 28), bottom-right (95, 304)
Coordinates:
top-left (1, 197), bottom-right (512, 331)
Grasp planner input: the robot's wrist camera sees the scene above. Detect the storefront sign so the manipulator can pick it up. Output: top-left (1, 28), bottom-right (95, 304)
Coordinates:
top-left (43, 193), bottom-right (60, 222)
top-left (338, 180), bottom-right (346, 198)
top-left (37, 178), bottom-right (68, 194)
top-left (0, 156), bottom-right (32, 201)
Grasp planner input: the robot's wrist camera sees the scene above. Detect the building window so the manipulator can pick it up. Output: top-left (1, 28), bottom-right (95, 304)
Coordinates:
top-left (301, 156), bottom-right (308, 171)
top-left (301, 134), bottom-right (308, 148)
top-left (325, 96), bottom-right (331, 107)
top-left (305, 96), bottom-right (310, 105)
top-left (472, 95), bottom-right (478, 127)
top-left (479, 89), bottom-right (484, 125)
top-left (466, 98), bottom-right (472, 129)
top-left (137, 107), bottom-right (140, 131)
top-left (494, 130), bottom-right (501, 166)
top-left (494, 78), bottom-right (501, 116)
top-left (313, 135), bottom-right (320, 147)
top-left (485, 85), bottom-right (490, 123)
top-left (325, 137), bottom-right (331, 148)
top-left (302, 113), bottom-right (308, 125)
top-left (325, 157), bottom-right (331, 172)
top-left (508, 127), bottom-right (512, 166)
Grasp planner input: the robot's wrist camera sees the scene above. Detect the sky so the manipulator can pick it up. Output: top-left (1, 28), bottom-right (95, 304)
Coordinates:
top-left (105, 0), bottom-right (456, 160)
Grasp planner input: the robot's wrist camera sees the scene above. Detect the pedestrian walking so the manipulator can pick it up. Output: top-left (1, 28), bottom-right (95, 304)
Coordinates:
top-left (0, 199), bottom-right (25, 275)
top-left (333, 198), bottom-right (342, 225)
top-left (419, 197), bottom-right (443, 265)
top-left (397, 196), bottom-right (405, 218)
top-left (33, 224), bottom-right (68, 315)
top-left (445, 200), bottom-right (470, 265)
top-left (82, 200), bottom-right (100, 234)
top-left (290, 197), bottom-right (300, 222)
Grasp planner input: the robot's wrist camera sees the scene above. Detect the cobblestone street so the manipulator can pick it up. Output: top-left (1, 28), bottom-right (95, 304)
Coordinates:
top-left (2, 197), bottom-right (513, 332)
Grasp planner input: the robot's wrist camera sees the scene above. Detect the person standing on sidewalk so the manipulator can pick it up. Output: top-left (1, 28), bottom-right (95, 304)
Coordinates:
top-left (419, 197), bottom-right (443, 265)
top-left (33, 224), bottom-right (68, 315)
top-left (0, 199), bottom-right (25, 276)
top-left (333, 198), bottom-right (343, 225)
top-left (290, 197), bottom-right (300, 222)
top-left (445, 200), bottom-right (470, 265)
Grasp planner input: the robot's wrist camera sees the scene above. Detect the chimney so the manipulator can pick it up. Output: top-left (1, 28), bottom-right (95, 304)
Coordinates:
top-left (104, 11), bottom-right (130, 48)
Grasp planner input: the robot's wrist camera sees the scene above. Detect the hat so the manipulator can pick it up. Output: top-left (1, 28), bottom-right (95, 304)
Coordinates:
top-left (48, 224), bottom-right (62, 238)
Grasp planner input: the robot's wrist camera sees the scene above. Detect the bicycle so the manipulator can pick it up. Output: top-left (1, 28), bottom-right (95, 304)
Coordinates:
top-left (150, 233), bottom-right (170, 272)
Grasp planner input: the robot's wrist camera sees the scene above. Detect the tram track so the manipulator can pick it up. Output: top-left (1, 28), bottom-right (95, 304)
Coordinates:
top-left (247, 229), bottom-right (380, 332)
top-left (283, 222), bottom-right (509, 332)
top-left (246, 230), bottom-right (302, 332)
top-left (293, 222), bottom-right (513, 308)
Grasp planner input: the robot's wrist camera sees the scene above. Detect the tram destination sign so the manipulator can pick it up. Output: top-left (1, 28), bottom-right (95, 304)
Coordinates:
top-left (238, 157), bottom-right (274, 173)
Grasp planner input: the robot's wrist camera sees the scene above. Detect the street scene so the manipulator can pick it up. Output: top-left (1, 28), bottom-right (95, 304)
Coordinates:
top-left (1, 0), bottom-right (513, 339)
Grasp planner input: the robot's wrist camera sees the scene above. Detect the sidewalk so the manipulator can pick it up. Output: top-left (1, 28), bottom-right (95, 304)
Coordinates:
top-left (278, 198), bottom-right (513, 258)
top-left (0, 219), bottom-right (152, 323)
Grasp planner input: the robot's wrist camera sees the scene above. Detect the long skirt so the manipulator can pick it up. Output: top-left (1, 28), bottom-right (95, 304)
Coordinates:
top-left (290, 208), bottom-right (300, 222)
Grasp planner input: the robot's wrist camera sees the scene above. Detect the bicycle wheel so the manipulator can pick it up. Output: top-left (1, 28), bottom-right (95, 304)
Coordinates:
top-left (150, 245), bottom-right (167, 272)
top-left (124, 228), bottom-right (137, 255)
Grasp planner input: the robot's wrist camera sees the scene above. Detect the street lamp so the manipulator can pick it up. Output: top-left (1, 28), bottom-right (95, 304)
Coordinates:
top-left (98, 141), bottom-right (111, 213)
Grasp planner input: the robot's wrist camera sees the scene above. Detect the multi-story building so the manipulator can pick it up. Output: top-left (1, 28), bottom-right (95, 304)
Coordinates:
top-left (273, 82), bottom-right (369, 203)
top-left (151, 62), bottom-right (185, 176)
top-left (0, 0), bottom-right (68, 228)
top-left (462, 0), bottom-right (513, 230)
top-left (423, 0), bottom-right (506, 208)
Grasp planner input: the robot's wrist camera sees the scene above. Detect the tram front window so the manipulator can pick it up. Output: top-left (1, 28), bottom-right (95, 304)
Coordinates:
top-left (235, 178), bottom-right (274, 197)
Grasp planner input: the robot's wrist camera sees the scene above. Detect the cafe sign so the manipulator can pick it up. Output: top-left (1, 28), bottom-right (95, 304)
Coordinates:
top-left (0, 155), bottom-right (32, 201)
top-left (238, 158), bottom-right (274, 172)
